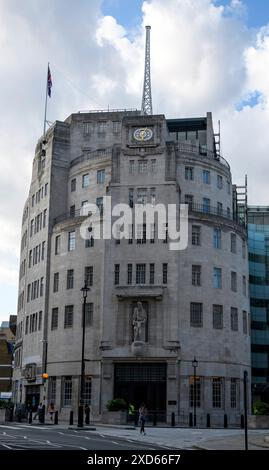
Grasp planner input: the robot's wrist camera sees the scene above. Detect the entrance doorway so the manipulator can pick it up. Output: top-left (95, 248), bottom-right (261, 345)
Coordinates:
top-left (114, 363), bottom-right (167, 421)
top-left (25, 385), bottom-right (40, 411)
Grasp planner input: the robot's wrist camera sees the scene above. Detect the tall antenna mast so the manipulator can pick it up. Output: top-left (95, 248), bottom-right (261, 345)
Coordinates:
top-left (141, 25), bottom-right (153, 115)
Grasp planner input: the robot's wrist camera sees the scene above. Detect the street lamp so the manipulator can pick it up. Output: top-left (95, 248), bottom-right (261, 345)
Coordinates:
top-left (78, 280), bottom-right (90, 427)
top-left (192, 357), bottom-right (198, 427)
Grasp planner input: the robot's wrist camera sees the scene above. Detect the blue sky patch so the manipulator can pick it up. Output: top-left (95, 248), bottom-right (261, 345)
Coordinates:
top-left (236, 90), bottom-right (262, 111)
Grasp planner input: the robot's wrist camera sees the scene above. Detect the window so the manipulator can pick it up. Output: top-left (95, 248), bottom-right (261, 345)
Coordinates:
top-left (137, 223), bottom-right (146, 244)
top-left (83, 376), bottom-right (92, 405)
top-left (150, 187), bottom-right (156, 206)
top-left (32, 194), bottom-right (35, 207)
top-left (38, 311), bottom-right (42, 330)
top-left (25, 316), bottom-right (29, 334)
top-left (55, 235), bottom-right (60, 255)
top-left (231, 233), bottom-right (236, 253)
top-left (227, 207), bottom-right (231, 218)
top-left (67, 269), bottom-right (74, 289)
top-left (138, 160), bottom-right (148, 173)
top-left (71, 178), bottom-right (76, 192)
top-left (243, 275), bottom-right (247, 296)
top-left (114, 264), bottom-right (120, 285)
top-left (213, 268), bottom-right (222, 288)
top-left (137, 188), bottom-right (147, 205)
top-left (41, 241), bottom-right (45, 260)
top-left (203, 197), bottom-right (210, 213)
top-left (203, 170), bottom-right (210, 184)
top-left (128, 224), bottom-right (133, 244)
top-left (149, 263), bottom-right (155, 284)
top-left (127, 264), bottom-right (132, 285)
top-left (231, 271), bottom-right (237, 292)
top-left (28, 250), bottom-right (32, 268)
top-left (129, 160), bottom-right (135, 173)
top-left (97, 169), bottom-right (105, 184)
top-left (51, 308), bottom-right (58, 330)
top-left (136, 264), bottom-right (146, 284)
top-left (84, 303), bottom-right (93, 326)
top-left (231, 307), bottom-right (238, 331)
top-left (230, 378), bottom-right (237, 408)
top-left (82, 173), bottom-right (89, 188)
top-left (217, 175), bottom-right (223, 189)
top-left (192, 225), bottom-right (201, 246)
top-left (85, 266), bottom-right (93, 287)
top-left (48, 377), bottom-right (56, 404)
top-left (129, 188), bottom-right (134, 208)
top-left (185, 194), bottom-right (193, 209)
top-left (185, 166), bottom-right (194, 180)
top-left (112, 121), bottom-right (120, 133)
top-left (213, 228), bottom-right (221, 249)
top-left (68, 231), bottom-right (76, 251)
top-left (192, 265), bottom-right (201, 286)
top-left (97, 121), bottom-right (107, 133)
top-left (40, 277), bottom-right (44, 297)
top-left (43, 209), bottom-right (47, 228)
top-left (217, 202), bottom-right (223, 216)
top-left (96, 197), bottom-right (103, 215)
top-left (70, 205), bottom-right (75, 217)
top-left (64, 305), bottom-right (73, 328)
top-left (85, 236), bottom-right (94, 248)
top-left (53, 273), bottom-right (59, 293)
top-left (190, 302), bottom-right (203, 327)
top-left (227, 180), bottom-right (231, 194)
top-left (213, 305), bottom-right (223, 329)
top-left (83, 122), bottom-right (94, 134)
top-left (162, 263), bottom-right (168, 284)
top-left (242, 239), bottom-right (246, 259)
top-left (212, 378), bottom-right (222, 408)
top-left (63, 376), bottom-right (72, 407)
top-left (243, 310), bottom-right (247, 334)
top-left (151, 159), bottom-right (156, 173)
top-left (189, 376), bottom-right (201, 408)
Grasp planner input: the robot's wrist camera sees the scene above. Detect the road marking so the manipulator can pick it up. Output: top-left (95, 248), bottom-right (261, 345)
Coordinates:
top-left (18, 425), bottom-right (50, 430)
top-left (0, 425), bottom-right (24, 430)
top-left (1, 443), bottom-right (12, 449)
top-left (112, 441), bottom-right (119, 445)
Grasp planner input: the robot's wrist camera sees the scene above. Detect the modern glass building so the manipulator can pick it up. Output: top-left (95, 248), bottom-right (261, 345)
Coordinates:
top-left (248, 207), bottom-right (269, 403)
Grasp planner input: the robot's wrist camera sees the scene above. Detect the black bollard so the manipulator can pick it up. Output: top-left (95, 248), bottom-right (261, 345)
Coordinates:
top-left (78, 405), bottom-right (84, 427)
top-left (189, 412), bottom-right (193, 427)
top-left (40, 405), bottom-right (45, 424)
top-left (28, 410), bottom-right (32, 424)
top-left (240, 414), bottom-right (244, 429)
top-left (224, 414), bottom-right (228, 428)
top-left (171, 412), bottom-right (175, 427)
top-left (85, 407), bottom-right (90, 425)
top-left (69, 410), bottom-right (74, 426)
top-left (153, 411), bottom-right (157, 426)
top-left (206, 413), bottom-right (211, 428)
top-left (54, 410), bottom-right (58, 425)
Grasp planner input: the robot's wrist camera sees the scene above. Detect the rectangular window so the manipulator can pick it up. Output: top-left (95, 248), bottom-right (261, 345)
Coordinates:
top-left (38, 311), bottom-right (42, 330)
top-left (203, 197), bottom-right (210, 213)
top-left (129, 188), bottom-right (134, 208)
top-left (51, 308), bottom-right (58, 330)
top-left (213, 228), bottom-right (221, 249)
top-left (43, 209), bottom-right (47, 228)
top-left (30, 219), bottom-right (34, 237)
top-left (212, 378), bottom-right (222, 408)
top-left (136, 223), bottom-right (146, 244)
top-left (44, 183), bottom-right (48, 196)
top-left (83, 376), bottom-right (92, 405)
top-left (48, 377), bottom-right (56, 404)
top-left (231, 271), bottom-right (237, 292)
top-left (213, 305), bottom-right (223, 329)
top-left (185, 166), bottom-right (194, 180)
top-left (213, 267), bottom-right (222, 288)
top-left (127, 264), bottom-right (132, 285)
top-left (185, 194), bottom-right (193, 209)
top-left (230, 378), bottom-right (237, 408)
top-left (138, 160), bottom-right (148, 173)
top-left (162, 263), bottom-right (168, 284)
top-left (84, 303), bottom-right (93, 326)
top-left (149, 263), bottom-right (155, 284)
top-left (217, 175), bottom-right (223, 189)
top-left (112, 121), bottom-right (120, 133)
top-left (40, 277), bottom-right (44, 297)
top-left (63, 376), bottom-right (72, 407)
top-left (67, 269), bottom-right (74, 289)
top-left (242, 239), bottom-right (246, 259)
top-left (96, 197), bottom-right (104, 215)
top-left (190, 302), bottom-right (203, 327)
top-left (136, 264), bottom-right (146, 284)
top-left (71, 178), bottom-right (76, 192)
top-left (68, 231), bottom-right (76, 251)
top-left (97, 169), bottom-right (105, 184)
top-left (192, 225), bottom-right (201, 246)
top-left (85, 266), bottom-right (93, 287)
top-left (231, 307), bottom-right (238, 331)
top-left (70, 205), bottom-right (75, 217)
top-left (243, 310), bottom-right (247, 334)
top-left (192, 265), bottom-right (201, 286)
top-left (82, 173), bottom-right (89, 188)
top-left (25, 316), bottom-right (29, 334)
top-left (41, 241), bottom-right (45, 260)
top-left (53, 273), bottom-right (59, 293)
top-left (227, 180), bottom-right (231, 194)
top-left (189, 376), bottom-right (201, 408)
top-left (231, 233), bottom-right (236, 253)
top-left (85, 236), bottom-right (94, 248)
top-left (217, 202), bottom-right (223, 216)
top-left (97, 121), bottom-right (107, 133)
top-left (32, 195), bottom-right (35, 207)
top-left (114, 264), bottom-right (120, 285)
top-left (129, 160), bottom-right (135, 174)
top-left (55, 235), bottom-right (61, 255)
top-left (83, 122), bottom-right (94, 134)
top-left (203, 170), bottom-right (210, 184)
top-left (137, 188), bottom-right (147, 205)
top-left (151, 159), bottom-right (156, 173)
top-left (64, 305), bottom-right (73, 328)
top-left (150, 187), bottom-right (156, 206)
top-left (28, 250), bottom-right (32, 268)
top-left (243, 275), bottom-right (246, 296)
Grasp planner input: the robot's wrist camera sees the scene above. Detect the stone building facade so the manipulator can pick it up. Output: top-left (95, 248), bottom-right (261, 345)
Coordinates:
top-left (13, 109), bottom-right (251, 424)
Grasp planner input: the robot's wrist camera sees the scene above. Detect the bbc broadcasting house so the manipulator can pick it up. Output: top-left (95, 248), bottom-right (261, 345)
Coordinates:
top-left (13, 109), bottom-right (251, 425)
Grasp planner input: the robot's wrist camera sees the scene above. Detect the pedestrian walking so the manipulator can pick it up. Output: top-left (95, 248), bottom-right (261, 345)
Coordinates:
top-left (138, 403), bottom-right (148, 435)
top-left (33, 402), bottom-right (43, 421)
top-left (48, 402), bottom-right (55, 421)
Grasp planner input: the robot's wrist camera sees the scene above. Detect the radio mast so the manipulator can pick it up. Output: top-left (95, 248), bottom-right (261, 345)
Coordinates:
top-left (141, 25), bottom-right (153, 115)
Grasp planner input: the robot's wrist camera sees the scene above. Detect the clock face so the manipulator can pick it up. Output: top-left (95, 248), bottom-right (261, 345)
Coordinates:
top-left (133, 127), bottom-right (153, 142)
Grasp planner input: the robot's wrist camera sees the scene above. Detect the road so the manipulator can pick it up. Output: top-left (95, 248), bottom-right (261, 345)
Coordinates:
top-left (0, 424), bottom-right (173, 450)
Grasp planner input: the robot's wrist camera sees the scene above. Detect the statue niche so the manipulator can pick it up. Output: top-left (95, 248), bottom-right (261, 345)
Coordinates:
top-left (131, 301), bottom-right (148, 345)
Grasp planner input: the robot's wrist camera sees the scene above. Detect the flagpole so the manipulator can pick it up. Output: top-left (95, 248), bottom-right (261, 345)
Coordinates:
top-left (43, 62), bottom-right (49, 139)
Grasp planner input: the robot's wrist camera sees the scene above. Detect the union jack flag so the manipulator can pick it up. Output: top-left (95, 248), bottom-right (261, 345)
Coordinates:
top-left (47, 65), bottom-right (52, 97)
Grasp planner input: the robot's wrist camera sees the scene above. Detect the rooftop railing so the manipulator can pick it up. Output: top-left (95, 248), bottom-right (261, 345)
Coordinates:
top-left (175, 142), bottom-right (230, 170)
top-left (188, 202), bottom-right (245, 227)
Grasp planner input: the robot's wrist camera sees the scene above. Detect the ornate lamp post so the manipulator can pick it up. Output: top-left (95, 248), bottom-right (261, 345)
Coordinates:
top-left (78, 281), bottom-right (90, 427)
top-left (192, 357), bottom-right (198, 427)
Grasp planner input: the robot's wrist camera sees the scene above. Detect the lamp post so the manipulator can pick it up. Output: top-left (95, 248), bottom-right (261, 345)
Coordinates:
top-left (78, 281), bottom-right (90, 427)
top-left (192, 357), bottom-right (198, 427)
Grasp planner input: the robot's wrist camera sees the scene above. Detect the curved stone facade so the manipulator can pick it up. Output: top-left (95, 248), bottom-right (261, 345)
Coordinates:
top-left (13, 110), bottom-right (251, 425)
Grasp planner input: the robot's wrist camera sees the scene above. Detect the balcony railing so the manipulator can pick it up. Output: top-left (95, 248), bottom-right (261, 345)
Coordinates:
top-left (70, 147), bottom-right (113, 167)
top-left (188, 202), bottom-right (245, 226)
top-left (176, 142), bottom-right (230, 170)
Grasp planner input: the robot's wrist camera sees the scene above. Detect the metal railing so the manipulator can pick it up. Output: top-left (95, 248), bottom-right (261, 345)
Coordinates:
top-left (54, 208), bottom-right (88, 225)
top-left (188, 202), bottom-right (245, 227)
top-left (70, 147), bottom-right (113, 167)
top-left (176, 142), bottom-right (230, 170)
top-left (77, 108), bottom-right (140, 114)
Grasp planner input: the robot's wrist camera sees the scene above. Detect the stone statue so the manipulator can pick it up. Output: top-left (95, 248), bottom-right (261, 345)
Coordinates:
top-left (132, 301), bottom-right (147, 342)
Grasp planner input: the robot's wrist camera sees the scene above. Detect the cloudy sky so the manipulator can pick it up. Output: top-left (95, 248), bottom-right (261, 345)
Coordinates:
top-left (1, 0), bottom-right (269, 323)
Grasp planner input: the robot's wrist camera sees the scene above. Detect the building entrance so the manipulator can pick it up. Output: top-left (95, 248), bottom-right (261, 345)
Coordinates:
top-left (25, 385), bottom-right (40, 411)
top-left (114, 363), bottom-right (167, 420)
